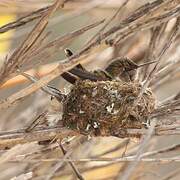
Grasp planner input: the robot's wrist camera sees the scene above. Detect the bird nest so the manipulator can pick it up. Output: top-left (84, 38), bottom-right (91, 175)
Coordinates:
top-left (62, 80), bottom-right (156, 137)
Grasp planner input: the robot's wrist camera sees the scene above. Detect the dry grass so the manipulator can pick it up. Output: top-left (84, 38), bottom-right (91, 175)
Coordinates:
top-left (0, 0), bottom-right (179, 179)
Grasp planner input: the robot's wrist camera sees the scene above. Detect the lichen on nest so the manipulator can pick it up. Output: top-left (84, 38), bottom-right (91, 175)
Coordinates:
top-left (62, 80), bottom-right (156, 137)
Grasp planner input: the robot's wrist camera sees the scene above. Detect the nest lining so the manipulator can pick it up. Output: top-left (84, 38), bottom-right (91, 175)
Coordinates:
top-left (62, 80), bottom-right (156, 136)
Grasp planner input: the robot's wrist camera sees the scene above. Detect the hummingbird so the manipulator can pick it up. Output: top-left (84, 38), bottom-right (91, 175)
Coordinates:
top-left (105, 57), bottom-right (157, 82)
top-left (64, 49), bottom-right (157, 82)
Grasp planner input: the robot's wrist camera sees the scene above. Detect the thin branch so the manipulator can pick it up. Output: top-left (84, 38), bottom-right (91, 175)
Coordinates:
top-left (0, 19), bottom-right (105, 90)
top-left (0, 6), bottom-right (50, 34)
top-left (118, 120), bottom-right (156, 180)
top-left (45, 145), bottom-right (73, 180)
top-left (7, 156), bottom-right (180, 163)
top-left (0, 0), bottom-right (70, 34)
top-left (141, 25), bottom-right (162, 80)
top-left (59, 143), bottom-right (84, 180)
top-left (0, 0), bottom-right (65, 85)
top-left (86, 0), bottom-right (130, 45)
top-left (151, 60), bottom-right (180, 88)
top-left (161, 167), bottom-right (180, 180)
top-left (109, 0), bottom-right (179, 45)
top-left (0, 121), bottom-right (179, 150)
top-left (133, 17), bottom-right (180, 107)
top-left (142, 17), bottom-right (180, 92)
top-left (0, 127), bottom-right (78, 150)
top-left (151, 99), bottom-right (180, 118)
top-left (18, 70), bottom-right (65, 102)
top-left (135, 143), bottom-right (180, 158)
top-left (0, 0), bottom-right (179, 110)
top-left (92, 139), bottom-right (130, 158)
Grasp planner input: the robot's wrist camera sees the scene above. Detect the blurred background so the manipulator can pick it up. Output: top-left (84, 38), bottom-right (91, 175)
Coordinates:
top-left (0, 0), bottom-right (179, 179)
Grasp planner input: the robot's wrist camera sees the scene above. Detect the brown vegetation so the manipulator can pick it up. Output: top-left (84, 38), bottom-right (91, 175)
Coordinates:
top-left (0, 0), bottom-right (179, 179)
